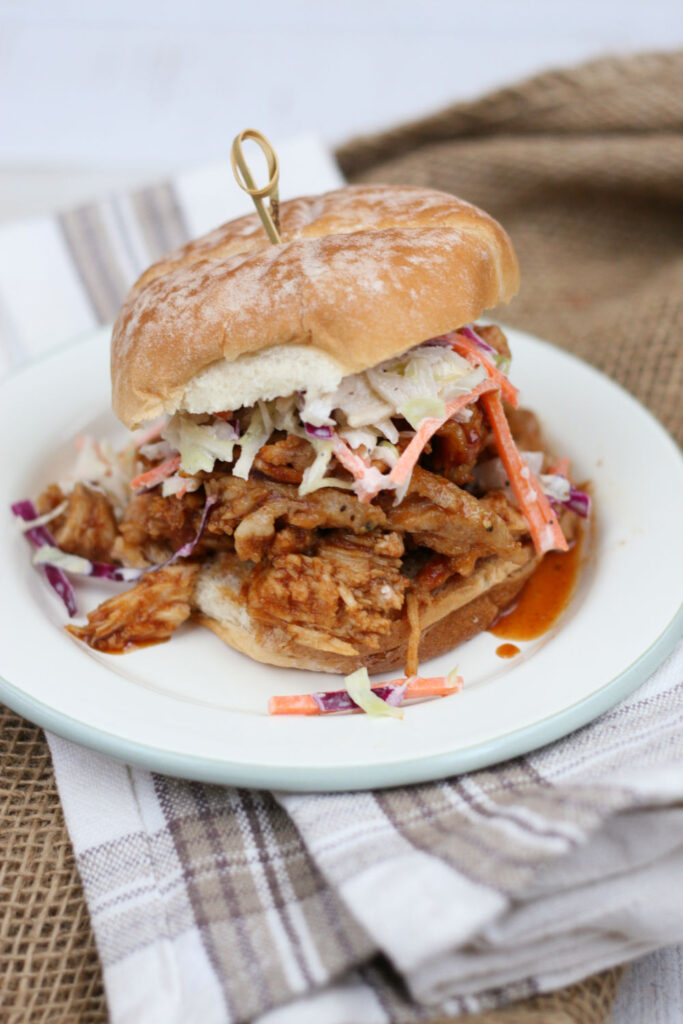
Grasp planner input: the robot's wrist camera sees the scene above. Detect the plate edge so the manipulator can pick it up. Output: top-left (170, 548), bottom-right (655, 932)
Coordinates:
top-left (1, 602), bottom-right (681, 791)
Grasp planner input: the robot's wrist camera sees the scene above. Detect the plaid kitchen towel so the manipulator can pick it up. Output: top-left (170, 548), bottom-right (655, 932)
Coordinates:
top-left (1, 53), bottom-right (683, 1024)
top-left (45, 646), bottom-right (683, 1023)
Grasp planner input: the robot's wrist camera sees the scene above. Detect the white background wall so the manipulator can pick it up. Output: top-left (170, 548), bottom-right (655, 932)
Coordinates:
top-left (1, 0), bottom-right (681, 177)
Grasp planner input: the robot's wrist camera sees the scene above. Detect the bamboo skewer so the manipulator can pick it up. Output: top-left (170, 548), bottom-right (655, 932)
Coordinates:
top-left (230, 129), bottom-right (281, 244)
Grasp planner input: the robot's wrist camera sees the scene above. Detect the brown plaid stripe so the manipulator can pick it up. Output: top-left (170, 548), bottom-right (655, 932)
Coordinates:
top-left (277, 670), bottom-right (683, 946)
top-left (152, 776), bottom-right (373, 1020)
top-left (75, 828), bottom-right (192, 968)
top-left (130, 182), bottom-right (190, 262)
top-left (59, 183), bottom-right (190, 325)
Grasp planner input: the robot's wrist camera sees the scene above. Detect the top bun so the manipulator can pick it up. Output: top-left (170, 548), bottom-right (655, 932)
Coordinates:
top-left (111, 184), bottom-right (519, 427)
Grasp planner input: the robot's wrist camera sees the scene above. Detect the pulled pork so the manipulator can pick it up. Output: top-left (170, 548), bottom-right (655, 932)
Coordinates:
top-left (51, 395), bottom-right (541, 656)
top-left (67, 564), bottom-right (199, 653)
top-left (38, 482), bottom-right (119, 563)
top-left (384, 465), bottom-right (519, 561)
top-left (247, 531), bottom-right (408, 654)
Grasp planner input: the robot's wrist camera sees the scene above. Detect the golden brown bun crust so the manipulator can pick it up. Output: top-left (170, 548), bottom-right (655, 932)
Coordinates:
top-left (112, 184), bottom-right (520, 427)
top-left (195, 548), bottom-right (538, 677)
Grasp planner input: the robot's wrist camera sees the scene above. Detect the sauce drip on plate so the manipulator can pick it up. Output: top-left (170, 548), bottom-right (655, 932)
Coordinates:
top-left (490, 530), bottom-right (583, 643)
top-left (495, 643), bottom-right (520, 659)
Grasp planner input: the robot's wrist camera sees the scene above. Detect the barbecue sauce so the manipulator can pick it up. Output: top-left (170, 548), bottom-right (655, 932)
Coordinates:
top-left (490, 530), bottom-right (583, 644)
top-left (495, 643), bottom-right (520, 658)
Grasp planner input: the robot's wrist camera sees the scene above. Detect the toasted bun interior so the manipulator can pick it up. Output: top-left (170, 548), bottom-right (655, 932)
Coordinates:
top-left (112, 184), bottom-right (519, 427)
top-left (193, 548), bottom-right (538, 677)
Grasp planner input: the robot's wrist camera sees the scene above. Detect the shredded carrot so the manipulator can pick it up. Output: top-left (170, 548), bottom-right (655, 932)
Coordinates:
top-left (332, 436), bottom-right (370, 478)
top-left (132, 417), bottom-right (168, 449)
top-left (481, 390), bottom-right (568, 555)
top-left (268, 694), bottom-right (321, 716)
top-left (333, 379), bottom-right (497, 503)
top-left (130, 454), bottom-right (181, 491)
top-left (389, 378), bottom-right (497, 488)
top-left (547, 456), bottom-right (571, 477)
top-left (268, 675), bottom-right (463, 716)
top-left (332, 436), bottom-right (387, 503)
top-left (406, 675), bottom-right (464, 697)
top-left (443, 331), bottom-right (519, 407)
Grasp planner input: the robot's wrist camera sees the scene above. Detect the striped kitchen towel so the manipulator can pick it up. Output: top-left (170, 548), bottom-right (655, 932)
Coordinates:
top-left (1, 132), bottom-right (682, 1024)
top-left (45, 650), bottom-right (683, 1023)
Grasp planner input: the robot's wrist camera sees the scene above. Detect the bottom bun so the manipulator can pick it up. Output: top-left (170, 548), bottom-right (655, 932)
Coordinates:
top-left (194, 546), bottom-right (540, 676)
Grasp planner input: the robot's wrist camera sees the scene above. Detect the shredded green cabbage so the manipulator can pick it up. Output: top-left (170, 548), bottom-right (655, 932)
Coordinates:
top-left (161, 473), bottom-right (201, 497)
top-left (339, 426), bottom-right (378, 452)
top-left (146, 334), bottom-right (491, 501)
top-left (72, 435), bottom-right (134, 510)
top-left (164, 415), bottom-right (238, 475)
top-left (344, 667), bottom-right (403, 719)
top-left (399, 396), bottom-right (446, 429)
top-left (298, 440), bottom-right (354, 497)
top-left (33, 545), bottom-right (91, 574)
top-left (446, 665), bottom-right (460, 687)
top-left (233, 406), bottom-right (271, 480)
top-left (374, 440), bottom-right (399, 468)
top-left (15, 500), bottom-right (68, 533)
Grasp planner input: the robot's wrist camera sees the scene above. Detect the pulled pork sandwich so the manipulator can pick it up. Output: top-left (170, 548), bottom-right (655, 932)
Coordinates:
top-left (15, 185), bottom-right (589, 675)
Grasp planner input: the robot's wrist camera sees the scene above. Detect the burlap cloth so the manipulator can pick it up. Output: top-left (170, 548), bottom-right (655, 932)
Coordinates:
top-left (2, 51), bottom-right (681, 1023)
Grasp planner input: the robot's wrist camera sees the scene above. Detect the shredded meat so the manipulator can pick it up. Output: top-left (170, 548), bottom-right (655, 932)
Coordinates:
top-left (113, 489), bottom-right (221, 567)
top-left (55, 324), bottom-right (547, 659)
top-left (477, 324), bottom-right (511, 359)
top-left (206, 475), bottom-right (387, 562)
top-left (101, 465), bottom-right (527, 656)
top-left (504, 406), bottom-right (543, 452)
top-left (253, 435), bottom-right (314, 483)
top-left (247, 532), bottom-right (409, 651)
top-left (269, 526), bottom-right (314, 556)
top-left (478, 490), bottom-right (531, 537)
top-left (428, 403), bottom-right (486, 484)
top-left (405, 592), bottom-right (420, 676)
top-left (385, 465), bottom-right (521, 561)
top-left (36, 483), bottom-right (66, 516)
top-left (67, 564), bottom-right (198, 653)
top-left (415, 554), bottom-right (456, 591)
top-left (38, 482), bottom-right (119, 562)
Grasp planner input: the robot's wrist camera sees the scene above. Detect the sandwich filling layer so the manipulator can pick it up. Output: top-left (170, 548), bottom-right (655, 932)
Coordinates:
top-left (29, 325), bottom-right (584, 663)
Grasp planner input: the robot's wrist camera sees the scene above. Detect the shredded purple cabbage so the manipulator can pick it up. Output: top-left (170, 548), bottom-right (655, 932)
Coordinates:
top-left (460, 325), bottom-right (511, 374)
top-left (43, 568), bottom-right (79, 616)
top-left (12, 493), bottom-right (218, 609)
top-left (304, 422), bottom-right (334, 440)
top-left (311, 682), bottom-right (407, 714)
top-left (89, 494), bottom-right (217, 577)
top-left (384, 680), bottom-right (409, 707)
top-left (459, 324), bottom-right (497, 354)
top-left (548, 481), bottom-right (591, 519)
top-left (563, 486), bottom-right (591, 518)
top-left (88, 562), bottom-right (144, 582)
top-left (161, 494), bottom-right (217, 564)
top-left (11, 500), bottom-right (78, 616)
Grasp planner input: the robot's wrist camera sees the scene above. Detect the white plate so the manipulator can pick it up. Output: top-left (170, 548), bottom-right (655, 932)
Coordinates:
top-left (1, 327), bottom-right (682, 790)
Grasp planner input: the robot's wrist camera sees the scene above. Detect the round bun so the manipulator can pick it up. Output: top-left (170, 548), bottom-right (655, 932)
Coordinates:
top-left (192, 547), bottom-right (538, 676)
top-left (111, 184), bottom-right (519, 427)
